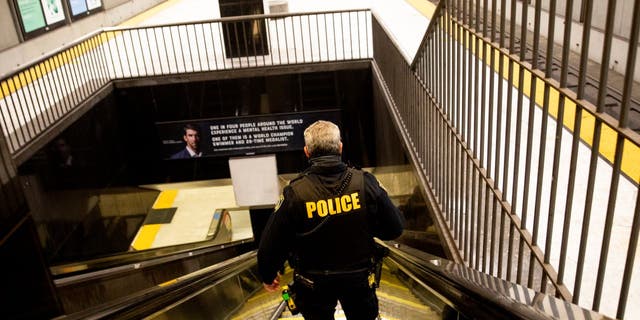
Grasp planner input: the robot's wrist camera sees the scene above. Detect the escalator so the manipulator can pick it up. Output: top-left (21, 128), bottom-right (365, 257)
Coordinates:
top-left (230, 262), bottom-right (438, 320)
top-left (51, 208), bottom-right (254, 315)
top-left (54, 240), bottom-right (613, 320)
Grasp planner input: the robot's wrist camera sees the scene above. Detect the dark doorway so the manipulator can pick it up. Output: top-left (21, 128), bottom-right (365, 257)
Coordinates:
top-left (219, 0), bottom-right (269, 58)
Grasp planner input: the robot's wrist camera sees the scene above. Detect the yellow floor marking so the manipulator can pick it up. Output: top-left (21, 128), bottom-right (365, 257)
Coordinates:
top-left (3, 0), bottom-right (637, 183)
top-left (131, 189), bottom-right (178, 250)
top-left (247, 290), bottom-right (274, 302)
top-left (404, 0), bottom-right (437, 19)
top-left (0, 0), bottom-right (177, 100)
top-left (456, 30), bottom-right (640, 184)
top-left (118, 0), bottom-right (184, 27)
top-left (0, 34), bottom-right (110, 100)
top-left (131, 224), bottom-right (162, 250)
top-left (153, 189), bottom-right (178, 208)
top-left (377, 291), bottom-right (430, 310)
top-left (231, 298), bottom-right (281, 320)
top-left (380, 279), bottom-right (410, 291)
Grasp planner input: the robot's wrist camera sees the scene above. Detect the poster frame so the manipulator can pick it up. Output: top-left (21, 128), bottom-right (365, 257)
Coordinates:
top-left (155, 109), bottom-right (342, 159)
top-left (66, 0), bottom-right (104, 22)
top-left (11, 0), bottom-right (68, 41)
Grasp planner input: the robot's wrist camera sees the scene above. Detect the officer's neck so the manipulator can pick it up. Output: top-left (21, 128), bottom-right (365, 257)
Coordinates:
top-left (309, 154), bottom-right (343, 166)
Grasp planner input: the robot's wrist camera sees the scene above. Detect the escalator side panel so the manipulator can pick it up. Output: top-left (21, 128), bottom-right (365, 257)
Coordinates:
top-left (149, 266), bottom-right (262, 320)
top-left (57, 243), bottom-right (253, 313)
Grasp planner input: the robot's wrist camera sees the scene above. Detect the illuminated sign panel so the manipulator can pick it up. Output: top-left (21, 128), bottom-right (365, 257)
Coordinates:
top-left (12, 0), bottom-right (103, 39)
top-left (86, 0), bottom-right (101, 10)
top-left (69, 0), bottom-right (102, 17)
top-left (17, 0), bottom-right (47, 33)
top-left (68, 0), bottom-right (88, 15)
top-left (42, 0), bottom-right (65, 25)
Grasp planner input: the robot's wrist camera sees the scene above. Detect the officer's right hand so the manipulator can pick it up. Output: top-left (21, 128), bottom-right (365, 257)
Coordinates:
top-left (263, 274), bottom-right (281, 292)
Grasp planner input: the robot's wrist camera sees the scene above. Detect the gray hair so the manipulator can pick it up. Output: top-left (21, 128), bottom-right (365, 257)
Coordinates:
top-left (303, 120), bottom-right (341, 157)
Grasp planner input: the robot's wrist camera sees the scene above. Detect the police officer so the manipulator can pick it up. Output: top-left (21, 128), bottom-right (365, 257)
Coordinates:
top-left (258, 120), bottom-right (404, 319)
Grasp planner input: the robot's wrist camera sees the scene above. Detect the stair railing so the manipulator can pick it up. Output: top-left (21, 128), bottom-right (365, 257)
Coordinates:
top-left (373, 0), bottom-right (640, 318)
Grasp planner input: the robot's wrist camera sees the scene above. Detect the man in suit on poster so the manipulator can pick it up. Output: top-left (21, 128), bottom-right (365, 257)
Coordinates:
top-left (170, 124), bottom-right (203, 159)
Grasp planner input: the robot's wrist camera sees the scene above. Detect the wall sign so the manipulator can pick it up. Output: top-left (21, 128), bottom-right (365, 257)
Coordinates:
top-left (17, 0), bottom-right (47, 33)
top-left (156, 110), bottom-right (341, 159)
top-left (68, 0), bottom-right (87, 16)
top-left (68, 0), bottom-right (102, 19)
top-left (42, 0), bottom-right (65, 25)
top-left (86, 0), bottom-right (101, 10)
top-left (12, 0), bottom-right (104, 40)
top-left (13, 0), bottom-right (67, 39)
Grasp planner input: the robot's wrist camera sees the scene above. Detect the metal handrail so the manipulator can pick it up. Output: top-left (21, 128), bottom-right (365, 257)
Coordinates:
top-left (382, 240), bottom-right (613, 320)
top-left (103, 8), bottom-right (371, 32)
top-left (0, 9), bottom-right (372, 156)
top-left (0, 29), bottom-right (105, 81)
top-left (374, 0), bottom-right (640, 319)
top-left (410, 0), bottom-right (445, 69)
top-left (52, 238), bottom-right (252, 283)
top-left (55, 251), bottom-right (257, 319)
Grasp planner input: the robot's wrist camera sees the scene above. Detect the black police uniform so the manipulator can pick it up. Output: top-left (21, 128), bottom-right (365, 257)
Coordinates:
top-left (258, 155), bottom-right (404, 319)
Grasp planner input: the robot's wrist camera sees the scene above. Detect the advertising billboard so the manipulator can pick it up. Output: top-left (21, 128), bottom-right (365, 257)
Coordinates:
top-left (156, 110), bottom-right (341, 159)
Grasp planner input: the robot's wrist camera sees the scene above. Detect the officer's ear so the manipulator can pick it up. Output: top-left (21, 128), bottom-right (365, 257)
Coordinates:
top-left (339, 142), bottom-right (343, 154)
top-left (304, 146), bottom-right (311, 158)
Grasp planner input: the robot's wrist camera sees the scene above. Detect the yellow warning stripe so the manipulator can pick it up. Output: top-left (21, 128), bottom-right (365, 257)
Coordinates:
top-left (480, 40), bottom-right (640, 184)
top-left (131, 189), bottom-right (178, 250)
top-left (0, 33), bottom-right (112, 100)
top-left (118, 0), bottom-right (183, 27)
top-left (154, 189), bottom-right (179, 208)
top-left (230, 298), bottom-right (282, 320)
top-left (159, 278), bottom-right (178, 287)
top-left (380, 278), bottom-right (410, 291)
top-left (0, 0), bottom-right (183, 100)
top-left (411, 8), bottom-right (640, 184)
top-left (404, 0), bottom-right (437, 19)
top-left (247, 290), bottom-right (273, 302)
top-left (377, 291), bottom-right (431, 310)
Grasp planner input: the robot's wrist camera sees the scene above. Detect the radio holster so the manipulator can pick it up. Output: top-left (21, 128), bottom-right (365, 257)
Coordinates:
top-left (282, 284), bottom-right (299, 315)
top-left (369, 243), bottom-right (389, 288)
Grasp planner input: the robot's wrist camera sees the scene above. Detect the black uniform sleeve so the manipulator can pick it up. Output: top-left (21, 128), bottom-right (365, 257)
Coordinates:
top-left (364, 172), bottom-right (404, 240)
top-left (257, 186), bottom-right (296, 284)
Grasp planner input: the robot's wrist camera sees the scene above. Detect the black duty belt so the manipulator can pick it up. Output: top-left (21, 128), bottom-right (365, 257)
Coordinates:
top-left (299, 266), bottom-right (370, 276)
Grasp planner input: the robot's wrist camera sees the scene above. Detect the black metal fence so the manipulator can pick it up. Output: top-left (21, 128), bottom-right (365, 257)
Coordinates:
top-left (2, 4), bottom-right (639, 319)
top-left (373, 0), bottom-right (640, 318)
top-left (0, 10), bottom-right (371, 157)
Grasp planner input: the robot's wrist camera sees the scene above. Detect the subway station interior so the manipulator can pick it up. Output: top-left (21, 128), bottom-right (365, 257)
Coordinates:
top-left (0, 0), bottom-right (639, 319)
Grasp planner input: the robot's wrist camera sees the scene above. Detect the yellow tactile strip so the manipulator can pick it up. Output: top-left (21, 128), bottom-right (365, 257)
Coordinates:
top-left (131, 190), bottom-right (178, 250)
top-left (402, 1), bottom-right (640, 184)
top-left (118, 0), bottom-right (184, 27)
top-left (461, 34), bottom-right (640, 184)
top-left (0, 0), bottom-right (182, 100)
top-left (404, 0), bottom-right (437, 19)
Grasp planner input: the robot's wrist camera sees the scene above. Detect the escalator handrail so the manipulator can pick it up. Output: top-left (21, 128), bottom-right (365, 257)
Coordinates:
top-left (269, 301), bottom-right (288, 320)
top-left (381, 240), bottom-right (613, 320)
top-left (53, 238), bottom-right (253, 287)
top-left (55, 251), bottom-right (257, 320)
top-left (52, 207), bottom-right (245, 281)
